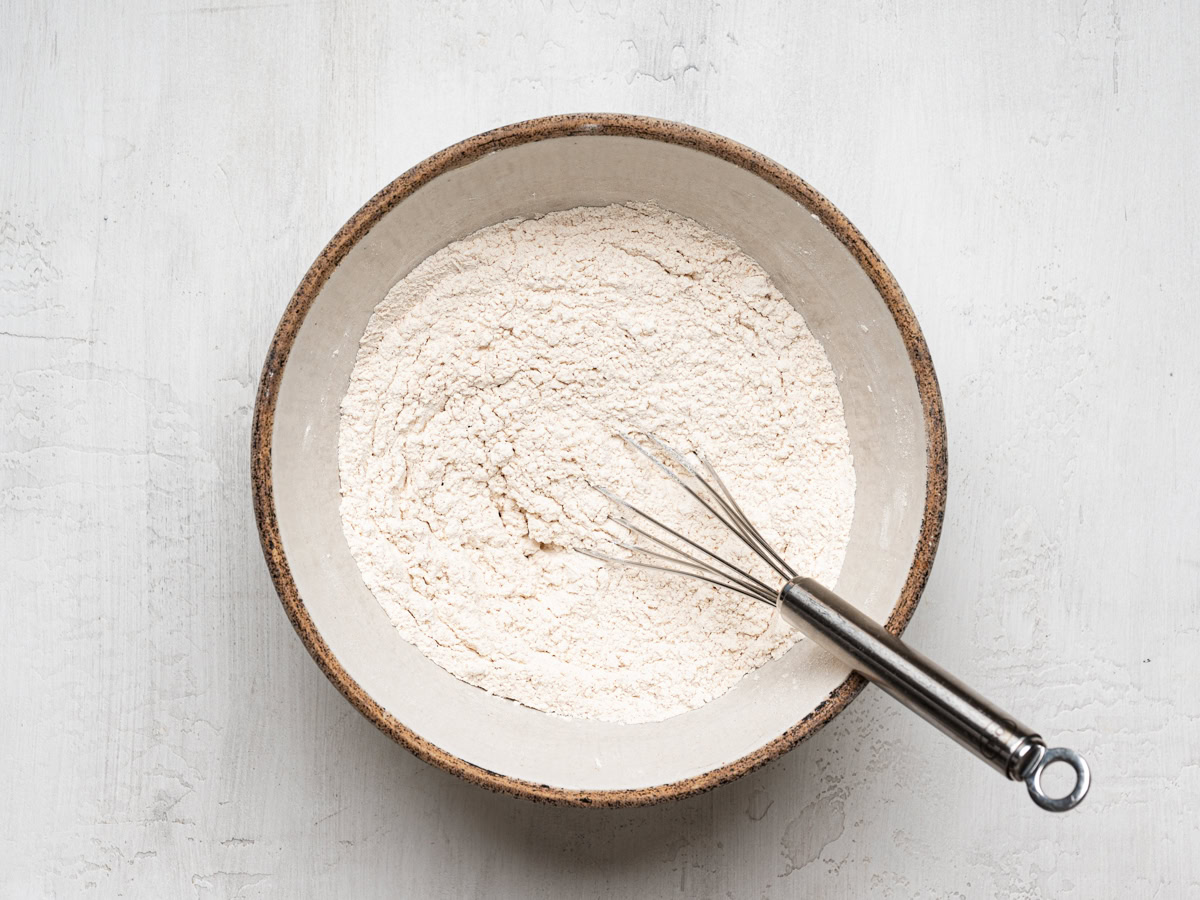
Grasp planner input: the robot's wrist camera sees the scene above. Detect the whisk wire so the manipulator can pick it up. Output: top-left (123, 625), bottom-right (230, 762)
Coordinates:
top-left (575, 548), bottom-right (774, 605)
top-left (694, 450), bottom-right (798, 580)
top-left (608, 530), bottom-right (777, 602)
top-left (616, 432), bottom-right (743, 535)
top-left (589, 482), bottom-right (775, 597)
top-left (583, 432), bottom-right (796, 603)
top-left (642, 433), bottom-right (795, 582)
top-left (616, 432), bottom-right (791, 581)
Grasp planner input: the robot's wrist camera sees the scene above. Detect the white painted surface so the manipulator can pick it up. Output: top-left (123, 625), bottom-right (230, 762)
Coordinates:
top-left (2, 1), bottom-right (1197, 896)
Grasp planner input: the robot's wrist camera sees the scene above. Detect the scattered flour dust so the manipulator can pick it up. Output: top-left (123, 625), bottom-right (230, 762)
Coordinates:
top-left (337, 203), bottom-right (855, 724)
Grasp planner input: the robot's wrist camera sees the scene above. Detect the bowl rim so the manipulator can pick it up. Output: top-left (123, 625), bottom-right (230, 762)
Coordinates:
top-left (251, 113), bottom-right (948, 807)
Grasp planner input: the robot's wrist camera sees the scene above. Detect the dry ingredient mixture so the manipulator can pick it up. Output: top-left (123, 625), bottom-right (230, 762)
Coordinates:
top-left (338, 203), bottom-right (855, 724)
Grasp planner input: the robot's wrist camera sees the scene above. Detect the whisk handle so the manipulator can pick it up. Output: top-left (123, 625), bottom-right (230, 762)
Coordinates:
top-left (777, 577), bottom-right (1089, 811)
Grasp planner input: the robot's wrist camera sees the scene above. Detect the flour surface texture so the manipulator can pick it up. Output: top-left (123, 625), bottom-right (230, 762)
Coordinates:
top-left (338, 203), bottom-right (855, 724)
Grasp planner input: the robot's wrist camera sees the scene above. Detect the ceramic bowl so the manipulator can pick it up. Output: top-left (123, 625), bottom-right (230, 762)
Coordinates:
top-left (252, 114), bottom-right (946, 806)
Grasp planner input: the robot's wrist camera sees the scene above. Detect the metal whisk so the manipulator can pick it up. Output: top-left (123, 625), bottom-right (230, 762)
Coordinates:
top-left (581, 432), bottom-right (1090, 812)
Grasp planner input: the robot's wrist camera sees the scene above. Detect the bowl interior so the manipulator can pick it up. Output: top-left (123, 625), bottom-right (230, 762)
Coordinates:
top-left (269, 134), bottom-right (929, 793)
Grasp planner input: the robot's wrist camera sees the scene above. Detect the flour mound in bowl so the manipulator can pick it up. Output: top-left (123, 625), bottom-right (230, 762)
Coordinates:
top-left (337, 203), bottom-right (855, 724)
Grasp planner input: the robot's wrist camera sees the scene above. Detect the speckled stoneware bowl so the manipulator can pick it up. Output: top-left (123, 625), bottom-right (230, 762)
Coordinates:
top-left (252, 114), bottom-right (947, 806)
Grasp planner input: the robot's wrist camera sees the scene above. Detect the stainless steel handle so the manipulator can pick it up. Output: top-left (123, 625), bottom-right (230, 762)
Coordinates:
top-left (778, 576), bottom-right (1090, 812)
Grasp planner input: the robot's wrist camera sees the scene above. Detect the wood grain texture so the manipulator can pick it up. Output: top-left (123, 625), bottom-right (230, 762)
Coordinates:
top-left (2, 0), bottom-right (1197, 896)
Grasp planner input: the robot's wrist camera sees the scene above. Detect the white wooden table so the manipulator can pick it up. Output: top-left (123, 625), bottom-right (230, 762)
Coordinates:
top-left (3, 2), bottom-right (1197, 896)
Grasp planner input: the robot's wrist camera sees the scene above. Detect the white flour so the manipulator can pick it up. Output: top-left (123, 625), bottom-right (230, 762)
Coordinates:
top-left (338, 203), bottom-right (855, 724)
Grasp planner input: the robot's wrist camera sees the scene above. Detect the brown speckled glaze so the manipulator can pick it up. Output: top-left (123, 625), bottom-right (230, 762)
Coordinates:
top-left (251, 114), bottom-right (948, 807)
